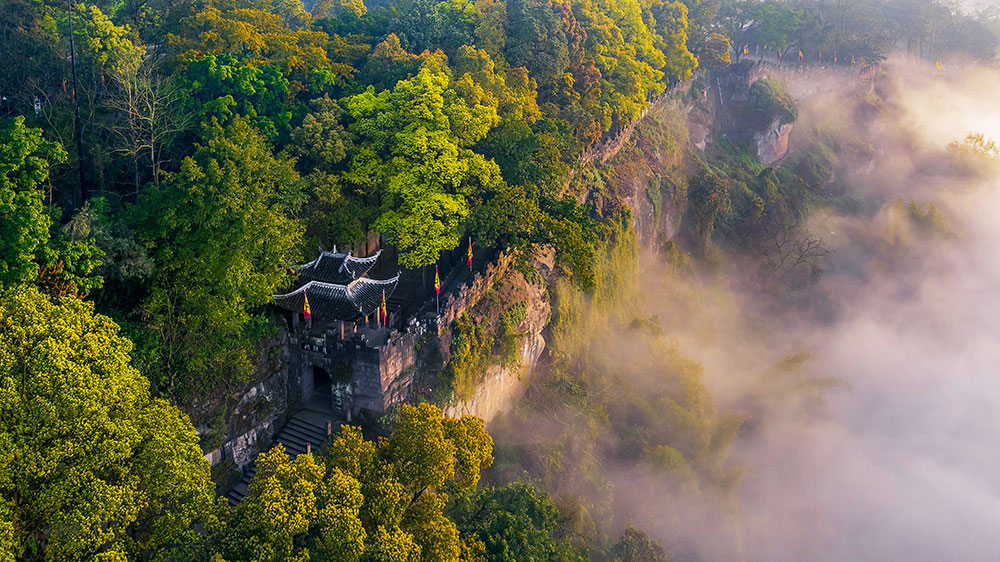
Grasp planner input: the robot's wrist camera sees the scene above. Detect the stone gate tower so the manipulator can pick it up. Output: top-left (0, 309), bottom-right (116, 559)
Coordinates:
top-left (273, 247), bottom-right (416, 418)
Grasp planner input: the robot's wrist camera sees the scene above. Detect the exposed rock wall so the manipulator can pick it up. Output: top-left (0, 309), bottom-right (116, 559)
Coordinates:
top-left (711, 60), bottom-right (796, 164)
top-left (443, 267), bottom-right (550, 422)
top-left (755, 119), bottom-right (794, 165)
top-left (198, 338), bottom-right (290, 485)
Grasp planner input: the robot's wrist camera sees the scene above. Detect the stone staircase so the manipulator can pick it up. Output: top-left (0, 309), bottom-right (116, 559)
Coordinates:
top-left (225, 409), bottom-right (336, 505)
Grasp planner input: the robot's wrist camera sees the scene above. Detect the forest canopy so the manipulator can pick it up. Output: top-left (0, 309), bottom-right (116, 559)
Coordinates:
top-left (0, 0), bottom-right (997, 559)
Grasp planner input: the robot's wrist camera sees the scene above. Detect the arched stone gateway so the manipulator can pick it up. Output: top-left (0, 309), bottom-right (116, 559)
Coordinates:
top-left (297, 364), bottom-right (355, 416)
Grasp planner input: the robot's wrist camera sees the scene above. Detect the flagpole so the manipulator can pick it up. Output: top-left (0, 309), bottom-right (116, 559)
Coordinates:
top-left (435, 264), bottom-right (440, 315)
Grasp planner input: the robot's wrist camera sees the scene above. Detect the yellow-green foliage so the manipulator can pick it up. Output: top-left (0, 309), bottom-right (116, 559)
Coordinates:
top-left (0, 287), bottom-right (217, 561)
top-left (219, 403), bottom-right (493, 562)
top-left (747, 77), bottom-right (797, 125)
top-left (445, 314), bottom-right (496, 401)
top-left (442, 280), bottom-right (531, 402)
top-left (550, 221), bottom-right (640, 359)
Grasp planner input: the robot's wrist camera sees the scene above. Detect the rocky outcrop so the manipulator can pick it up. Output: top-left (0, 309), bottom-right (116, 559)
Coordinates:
top-left (198, 337), bottom-right (291, 488)
top-left (443, 266), bottom-right (550, 422)
top-left (754, 119), bottom-right (794, 165)
top-left (711, 61), bottom-right (796, 163)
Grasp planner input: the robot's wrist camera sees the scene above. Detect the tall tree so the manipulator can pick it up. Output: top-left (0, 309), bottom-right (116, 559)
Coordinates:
top-left (217, 403), bottom-right (493, 562)
top-left (344, 52), bottom-right (504, 268)
top-left (448, 481), bottom-right (588, 562)
top-left (0, 117), bottom-right (67, 289)
top-left (0, 287), bottom-right (217, 561)
top-left (134, 116), bottom-right (304, 402)
top-left (0, 117), bottom-right (102, 296)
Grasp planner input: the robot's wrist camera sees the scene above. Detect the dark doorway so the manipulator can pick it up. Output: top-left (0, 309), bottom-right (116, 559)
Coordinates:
top-left (313, 366), bottom-right (332, 394)
top-left (306, 366), bottom-right (333, 411)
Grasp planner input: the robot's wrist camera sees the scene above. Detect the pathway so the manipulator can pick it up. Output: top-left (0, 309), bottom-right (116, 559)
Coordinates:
top-left (225, 400), bottom-right (339, 506)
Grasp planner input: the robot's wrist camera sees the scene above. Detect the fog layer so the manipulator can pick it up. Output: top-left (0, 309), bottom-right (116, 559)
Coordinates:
top-left (694, 59), bottom-right (1000, 561)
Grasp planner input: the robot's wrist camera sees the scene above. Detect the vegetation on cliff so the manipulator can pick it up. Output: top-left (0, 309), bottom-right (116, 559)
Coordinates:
top-left (1, 0), bottom-right (999, 559)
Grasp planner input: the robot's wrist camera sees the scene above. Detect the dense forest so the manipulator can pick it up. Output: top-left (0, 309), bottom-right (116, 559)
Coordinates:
top-left (1, 0), bottom-right (999, 560)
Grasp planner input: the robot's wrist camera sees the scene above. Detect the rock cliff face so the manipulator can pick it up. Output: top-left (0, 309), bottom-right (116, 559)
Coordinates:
top-left (444, 271), bottom-right (550, 421)
top-left (196, 337), bottom-right (291, 488)
top-left (711, 61), bottom-right (795, 164)
top-left (754, 119), bottom-right (794, 164)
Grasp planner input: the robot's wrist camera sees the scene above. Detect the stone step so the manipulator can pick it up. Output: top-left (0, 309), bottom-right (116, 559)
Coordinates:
top-left (225, 412), bottom-right (345, 505)
top-left (287, 416), bottom-right (329, 435)
top-left (285, 426), bottom-right (329, 445)
top-left (226, 480), bottom-right (250, 506)
top-left (275, 433), bottom-right (311, 454)
top-left (284, 427), bottom-right (328, 446)
top-left (281, 422), bottom-right (316, 440)
top-left (287, 420), bottom-right (327, 441)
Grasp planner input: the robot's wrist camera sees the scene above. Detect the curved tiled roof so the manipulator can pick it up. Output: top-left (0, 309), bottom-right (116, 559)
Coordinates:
top-left (273, 275), bottom-right (399, 321)
top-left (297, 246), bottom-right (382, 285)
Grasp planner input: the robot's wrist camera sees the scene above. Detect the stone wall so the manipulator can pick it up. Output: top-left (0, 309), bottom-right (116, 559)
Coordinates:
top-left (436, 250), bottom-right (517, 332)
top-left (581, 78), bottom-right (697, 165)
top-left (755, 60), bottom-right (879, 100)
top-left (287, 320), bottom-right (426, 415)
top-left (200, 338), bottom-right (290, 481)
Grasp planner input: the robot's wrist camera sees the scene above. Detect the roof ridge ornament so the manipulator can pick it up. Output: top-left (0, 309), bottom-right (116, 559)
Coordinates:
top-left (274, 248), bottom-right (399, 321)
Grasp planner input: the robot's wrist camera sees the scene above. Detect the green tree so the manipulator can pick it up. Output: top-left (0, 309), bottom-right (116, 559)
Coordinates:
top-left (449, 481), bottom-right (587, 562)
top-left (218, 403), bottom-right (493, 562)
top-left (649, 0), bottom-right (699, 82)
top-left (176, 54), bottom-right (295, 142)
top-left (134, 116), bottom-right (304, 402)
top-left (687, 167), bottom-right (730, 258)
top-left (218, 445), bottom-right (366, 562)
top-left (169, 0), bottom-right (335, 92)
top-left (0, 118), bottom-right (102, 296)
top-left (0, 117), bottom-right (66, 289)
top-left (0, 287), bottom-right (217, 561)
top-left (607, 527), bottom-right (669, 562)
top-left (344, 53), bottom-right (504, 268)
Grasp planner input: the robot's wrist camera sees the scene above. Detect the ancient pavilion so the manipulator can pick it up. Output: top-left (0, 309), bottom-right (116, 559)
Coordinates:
top-left (273, 246), bottom-right (399, 324)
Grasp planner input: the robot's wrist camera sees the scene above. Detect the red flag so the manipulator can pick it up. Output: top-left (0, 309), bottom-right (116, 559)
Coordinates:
top-left (303, 293), bottom-right (312, 326)
top-left (467, 238), bottom-right (473, 269)
top-left (434, 265), bottom-right (441, 296)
